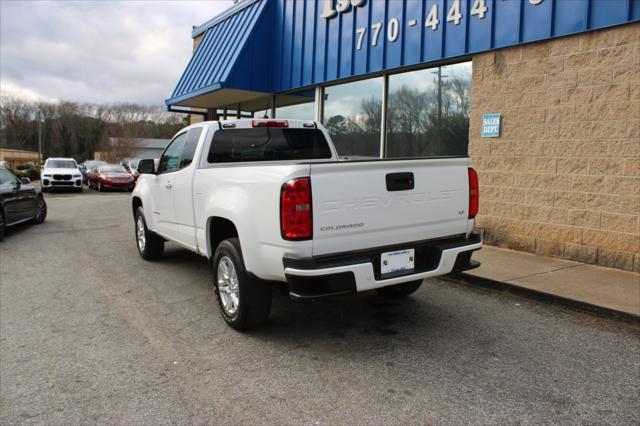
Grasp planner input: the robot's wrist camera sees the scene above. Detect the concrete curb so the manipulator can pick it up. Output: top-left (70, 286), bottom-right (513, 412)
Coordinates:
top-left (443, 272), bottom-right (640, 325)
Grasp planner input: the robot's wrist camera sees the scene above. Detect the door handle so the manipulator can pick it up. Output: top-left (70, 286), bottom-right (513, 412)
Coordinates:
top-left (165, 182), bottom-right (173, 189)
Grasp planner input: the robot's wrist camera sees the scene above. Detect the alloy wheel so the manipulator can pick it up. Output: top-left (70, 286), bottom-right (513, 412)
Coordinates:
top-left (34, 198), bottom-right (46, 221)
top-left (136, 216), bottom-right (146, 252)
top-left (217, 256), bottom-right (240, 316)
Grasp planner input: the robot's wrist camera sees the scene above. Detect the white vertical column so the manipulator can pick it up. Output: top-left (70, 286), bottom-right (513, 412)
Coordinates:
top-left (315, 86), bottom-right (324, 123)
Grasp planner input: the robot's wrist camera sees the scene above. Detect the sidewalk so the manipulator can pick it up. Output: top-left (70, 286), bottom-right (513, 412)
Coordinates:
top-left (457, 245), bottom-right (640, 319)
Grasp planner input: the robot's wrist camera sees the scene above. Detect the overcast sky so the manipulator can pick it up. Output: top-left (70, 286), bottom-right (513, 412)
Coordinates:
top-left (0, 0), bottom-right (234, 106)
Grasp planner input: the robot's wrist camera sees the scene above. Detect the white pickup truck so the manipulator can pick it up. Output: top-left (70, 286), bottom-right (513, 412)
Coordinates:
top-left (132, 119), bottom-right (481, 330)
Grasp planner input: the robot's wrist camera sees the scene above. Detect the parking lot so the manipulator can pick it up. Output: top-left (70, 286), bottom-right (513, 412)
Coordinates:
top-left (1, 191), bottom-right (639, 424)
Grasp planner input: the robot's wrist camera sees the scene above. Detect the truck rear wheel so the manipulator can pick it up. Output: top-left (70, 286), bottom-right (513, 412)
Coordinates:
top-left (212, 238), bottom-right (271, 330)
top-left (376, 280), bottom-right (422, 298)
top-left (134, 207), bottom-right (164, 260)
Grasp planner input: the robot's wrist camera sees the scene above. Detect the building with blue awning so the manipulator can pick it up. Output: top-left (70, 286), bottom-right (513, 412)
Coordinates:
top-left (167, 0), bottom-right (639, 272)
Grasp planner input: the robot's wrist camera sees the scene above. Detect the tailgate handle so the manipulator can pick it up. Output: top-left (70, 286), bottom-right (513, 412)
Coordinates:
top-left (386, 172), bottom-right (414, 191)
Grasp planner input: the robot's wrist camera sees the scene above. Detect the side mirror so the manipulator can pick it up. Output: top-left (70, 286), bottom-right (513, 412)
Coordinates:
top-left (137, 159), bottom-right (155, 175)
top-left (20, 177), bottom-right (31, 185)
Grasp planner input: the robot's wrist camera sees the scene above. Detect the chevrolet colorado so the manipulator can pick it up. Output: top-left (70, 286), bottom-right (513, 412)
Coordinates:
top-left (132, 119), bottom-right (481, 330)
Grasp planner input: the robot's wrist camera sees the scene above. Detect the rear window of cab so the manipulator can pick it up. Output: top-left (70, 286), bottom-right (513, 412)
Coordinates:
top-left (208, 128), bottom-right (332, 163)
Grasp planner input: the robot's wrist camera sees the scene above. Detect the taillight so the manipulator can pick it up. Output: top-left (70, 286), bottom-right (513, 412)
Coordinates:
top-left (252, 119), bottom-right (289, 128)
top-left (281, 177), bottom-right (312, 240)
top-left (468, 168), bottom-right (479, 219)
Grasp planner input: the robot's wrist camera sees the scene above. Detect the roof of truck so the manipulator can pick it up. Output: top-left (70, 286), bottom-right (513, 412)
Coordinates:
top-left (197, 118), bottom-right (319, 128)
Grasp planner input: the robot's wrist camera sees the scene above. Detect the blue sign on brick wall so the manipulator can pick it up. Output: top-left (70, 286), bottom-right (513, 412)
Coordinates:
top-left (482, 113), bottom-right (501, 138)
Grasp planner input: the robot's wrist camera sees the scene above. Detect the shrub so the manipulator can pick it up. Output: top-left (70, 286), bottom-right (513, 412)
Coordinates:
top-left (9, 168), bottom-right (26, 178)
top-left (25, 167), bottom-right (40, 181)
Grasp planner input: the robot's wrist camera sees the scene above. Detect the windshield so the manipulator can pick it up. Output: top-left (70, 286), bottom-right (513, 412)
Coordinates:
top-left (47, 160), bottom-right (77, 169)
top-left (99, 165), bottom-right (127, 173)
top-left (130, 159), bottom-right (140, 169)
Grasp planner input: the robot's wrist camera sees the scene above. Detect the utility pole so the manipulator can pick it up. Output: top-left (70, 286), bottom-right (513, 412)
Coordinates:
top-left (433, 67), bottom-right (448, 155)
top-left (37, 114), bottom-right (43, 166)
top-left (437, 67), bottom-right (443, 126)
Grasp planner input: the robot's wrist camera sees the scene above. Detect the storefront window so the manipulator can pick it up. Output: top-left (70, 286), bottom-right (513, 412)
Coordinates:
top-left (386, 62), bottom-right (471, 157)
top-left (276, 89), bottom-right (315, 120)
top-left (323, 77), bottom-right (382, 158)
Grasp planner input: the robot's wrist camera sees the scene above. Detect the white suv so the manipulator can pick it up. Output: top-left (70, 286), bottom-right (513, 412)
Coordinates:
top-left (41, 158), bottom-right (83, 192)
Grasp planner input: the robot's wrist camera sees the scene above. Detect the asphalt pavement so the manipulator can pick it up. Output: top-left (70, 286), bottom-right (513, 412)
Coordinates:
top-left (1, 190), bottom-right (639, 425)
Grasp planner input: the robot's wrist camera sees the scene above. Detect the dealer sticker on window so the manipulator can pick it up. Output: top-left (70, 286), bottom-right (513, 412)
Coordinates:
top-left (381, 249), bottom-right (415, 275)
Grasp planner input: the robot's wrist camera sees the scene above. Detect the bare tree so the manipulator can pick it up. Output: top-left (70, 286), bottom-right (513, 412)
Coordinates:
top-left (1, 95), bottom-right (187, 162)
top-left (0, 95), bottom-right (36, 149)
top-left (360, 97), bottom-right (382, 134)
top-left (50, 101), bottom-right (80, 157)
top-left (448, 76), bottom-right (471, 117)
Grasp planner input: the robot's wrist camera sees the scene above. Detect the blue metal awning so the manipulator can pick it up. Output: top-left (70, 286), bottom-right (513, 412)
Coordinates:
top-left (165, 0), bottom-right (270, 108)
top-left (167, 0), bottom-right (639, 110)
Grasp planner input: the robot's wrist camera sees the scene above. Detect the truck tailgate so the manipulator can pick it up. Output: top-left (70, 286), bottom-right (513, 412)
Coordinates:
top-left (310, 158), bottom-right (470, 256)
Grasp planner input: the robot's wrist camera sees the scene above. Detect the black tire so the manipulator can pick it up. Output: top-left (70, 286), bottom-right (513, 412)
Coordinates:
top-left (76, 186), bottom-right (83, 193)
top-left (376, 280), bottom-right (423, 298)
top-left (212, 238), bottom-right (271, 331)
top-left (134, 207), bottom-right (164, 260)
top-left (32, 195), bottom-right (47, 224)
top-left (0, 210), bottom-right (5, 241)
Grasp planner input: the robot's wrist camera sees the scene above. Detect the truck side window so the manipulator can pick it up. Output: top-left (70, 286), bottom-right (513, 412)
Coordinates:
top-left (179, 128), bottom-right (203, 169)
top-left (158, 132), bottom-right (188, 174)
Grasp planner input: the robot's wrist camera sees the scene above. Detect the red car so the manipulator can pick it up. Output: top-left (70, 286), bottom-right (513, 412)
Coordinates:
top-left (87, 164), bottom-right (136, 192)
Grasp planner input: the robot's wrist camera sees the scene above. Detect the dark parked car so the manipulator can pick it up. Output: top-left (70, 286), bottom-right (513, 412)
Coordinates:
top-left (0, 168), bottom-right (47, 240)
top-left (87, 164), bottom-right (135, 192)
top-left (80, 160), bottom-right (107, 184)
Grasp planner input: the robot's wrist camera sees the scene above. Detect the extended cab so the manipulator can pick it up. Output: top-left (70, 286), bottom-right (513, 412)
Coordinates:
top-left (132, 119), bottom-right (481, 330)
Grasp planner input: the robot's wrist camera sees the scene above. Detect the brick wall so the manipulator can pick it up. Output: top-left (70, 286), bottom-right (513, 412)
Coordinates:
top-left (469, 23), bottom-right (639, 271)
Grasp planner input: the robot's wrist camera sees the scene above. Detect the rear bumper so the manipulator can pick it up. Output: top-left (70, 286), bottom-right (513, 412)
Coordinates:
top-left (283, 233), bottom-right (482, 300)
